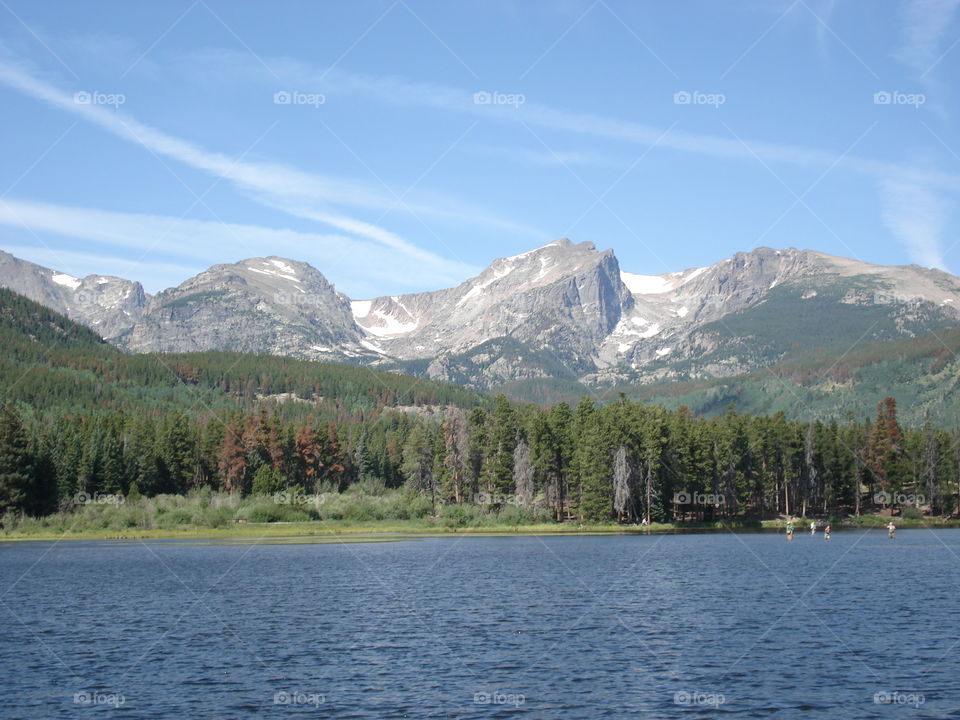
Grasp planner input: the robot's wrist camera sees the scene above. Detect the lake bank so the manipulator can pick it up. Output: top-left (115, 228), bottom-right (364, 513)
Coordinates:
top-left (3, 514), bottom-right (958, 542)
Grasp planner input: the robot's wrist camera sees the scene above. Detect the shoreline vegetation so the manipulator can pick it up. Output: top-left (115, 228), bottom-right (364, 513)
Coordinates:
top-left (3, 489), bottom-right (958, 542)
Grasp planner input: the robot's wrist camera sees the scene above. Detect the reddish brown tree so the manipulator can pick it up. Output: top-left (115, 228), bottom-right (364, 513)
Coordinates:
top-left (218, 418), bottom-right (246, 493)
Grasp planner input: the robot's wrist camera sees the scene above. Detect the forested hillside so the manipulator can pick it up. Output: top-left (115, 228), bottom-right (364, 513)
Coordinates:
top-left (0, 287), bottom-right (488, 417)
top-left (0, 287), bottom-right (957, 525)
top-left (496, 324), bottom-right (960, 428)
top-left (627, 326), bottom-right (960, 425)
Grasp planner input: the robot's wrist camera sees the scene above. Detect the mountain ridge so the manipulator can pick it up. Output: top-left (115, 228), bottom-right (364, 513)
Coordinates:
top-left (2, 241), bottom-right (958, 391)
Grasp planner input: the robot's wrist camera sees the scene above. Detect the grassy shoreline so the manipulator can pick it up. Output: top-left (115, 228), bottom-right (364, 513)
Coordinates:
top-left (4, 515), bottom-right (959, 543)
top-left (5, 489), bottom-right (957, 543)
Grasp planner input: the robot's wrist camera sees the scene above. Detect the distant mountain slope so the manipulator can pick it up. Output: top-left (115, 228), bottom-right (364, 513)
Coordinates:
top-left (0, 287), bottom-right (489, 417)
top-left (121, 256), bottom-right (376, 362)
top-left (624, 325), bottom-right (960, 426)
top-left (3, 281), bottom-right (958, 428)
top-left (353, 238), bottom-right (632, 375)
top-left (0, 250), bottom-right (147, 340)
top-left (2, 242), bottom-right (959, 394)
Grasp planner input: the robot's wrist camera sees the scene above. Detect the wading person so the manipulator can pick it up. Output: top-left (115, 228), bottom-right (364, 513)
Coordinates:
top-left (887, 521), bottom-right (896, 540)
top-left (810, 519), bottom-right (817, 536)
top-left (823, 524), bottom-right (831, 540)
top-left (786, 521), bottom-right (794, 542)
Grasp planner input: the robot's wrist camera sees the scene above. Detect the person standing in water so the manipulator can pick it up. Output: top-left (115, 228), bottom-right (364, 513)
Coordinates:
top-left (786, 521), bottom-right (794, 542)
top-left (887, 521), bottom-right (896, 539)
top-left (823, 524), bottom-right (831, 540)
top-left (810, 519), bottom-right (817, 536)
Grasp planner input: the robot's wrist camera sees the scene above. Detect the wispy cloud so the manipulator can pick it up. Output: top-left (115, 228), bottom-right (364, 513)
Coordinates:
top-left (462, 142), bottom-right (618, 167)
top-left (897, 0), bottom-right (960, 78)
top-left (219, 52), bottom-right (960, 193)
top-left (814, 0), bottom-right (840, 63)
top-left (0, 55), bottom-right (543, 267)
top-left (0, 198), bottom-right (480, 296)
top-left (120, 47), bottom-right (960, 267)
top-left (879, 177), bottom-right (952, 270)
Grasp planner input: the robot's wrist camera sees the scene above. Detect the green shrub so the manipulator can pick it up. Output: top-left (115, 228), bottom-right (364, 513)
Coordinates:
top-left (251, 466), bottom-right (284, 495)
top-left (901, 506), bottom-right (923, 520)
top-left (496, 503), bottom-right (534, 526)
top-left (441, 504), bottom-right (476, 528)
top-left (342, 498), bottom-right (375, 522)
top-left (405, 495), bottom-right (434, 519)
top-left (235, 502), bottom-right (312, 523)
top-left (156, 509), bottom-right (193, 528)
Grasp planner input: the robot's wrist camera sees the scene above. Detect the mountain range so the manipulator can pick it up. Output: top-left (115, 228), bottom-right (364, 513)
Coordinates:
top-left (2, 240), bottom-right (959, 398)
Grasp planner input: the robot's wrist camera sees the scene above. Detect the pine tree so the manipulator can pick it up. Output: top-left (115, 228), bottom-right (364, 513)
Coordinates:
top-left (0, 405), bottom-right (33, 513)
top-left (612, 444), bottom-right (633, 523)
top-left (572, 398), bottom-right (611, 522)
top-left (513, 436), bottom-right (534, 507)
top-left (869, 397), bottom-right (905, 506)
top-left (442, 406), bottom-right (469, 504)
top-left (157, 413), bottom-right (195, 494)
top-left (483, 395), bottom-right (517, 495)
top-left (218, 417), bottom-right (247, 494)
top-left (402, 423), bottom-right (437, 513)
top-left (294, 421), bottom-right (324, 492)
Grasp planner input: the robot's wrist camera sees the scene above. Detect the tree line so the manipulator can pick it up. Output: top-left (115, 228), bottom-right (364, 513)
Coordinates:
top-left (1, 393), bottom-right (957, 523)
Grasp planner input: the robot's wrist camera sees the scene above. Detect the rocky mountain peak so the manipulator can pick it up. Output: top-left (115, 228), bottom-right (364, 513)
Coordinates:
top-left (0, 250), bottom-right (147, 340)
top-left (122, 255), bottom-right (368, 359)
top-left (4, 241), bottom-right (960, 392)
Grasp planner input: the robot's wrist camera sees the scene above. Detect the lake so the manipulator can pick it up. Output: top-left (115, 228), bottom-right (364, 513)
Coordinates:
top-left (1, 530), bottom-right (958, 718)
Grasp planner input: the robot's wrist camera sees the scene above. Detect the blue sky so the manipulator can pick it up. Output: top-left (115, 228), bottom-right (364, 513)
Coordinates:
top-left (0, 0), bottom-right (959, 297)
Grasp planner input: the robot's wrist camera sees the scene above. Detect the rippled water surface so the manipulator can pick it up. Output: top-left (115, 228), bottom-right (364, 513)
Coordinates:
top-left (2, 531), bottom-right (959, 718)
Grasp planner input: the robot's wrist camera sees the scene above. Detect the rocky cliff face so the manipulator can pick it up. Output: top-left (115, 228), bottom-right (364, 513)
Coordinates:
top-left (0, 250), bottom-right (147, 340)
top-left (352, 239), bottom-right (632, 375)
top-left (3, 243), bottom-right (960, 390)
top-left (121, 257), bottom-right (372, 361)
top-left (590, 247), bottom-right (960, 385)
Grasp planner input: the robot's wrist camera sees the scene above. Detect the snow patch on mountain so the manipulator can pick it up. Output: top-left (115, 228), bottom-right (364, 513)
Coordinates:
top-left (459, 264), bottom-right (516, 305)
top-left (621, 272), bottom-right (673, 295)
top-left (362, 309), bottom-right (418, 337)
top-left (351, 300), bottom-right (372, 318)
top-left (51, 273), bottom-right (80, 290)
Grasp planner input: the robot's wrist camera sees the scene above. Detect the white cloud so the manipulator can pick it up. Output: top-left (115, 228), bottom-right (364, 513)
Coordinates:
top-left (462, 142), bottom-right (618, 167)
top-left (815, 0), bottom-right (840, 63)
top-left (0, 57), bottom-right (544, 266)
top-left (206, 51), bottom-right (960, 193)
top-left (0, 198), bottom-right (480, 296)
top-left (897, 0), bottom-right (960, 78)
top-left (879, 178), bottom-right (952, 270)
